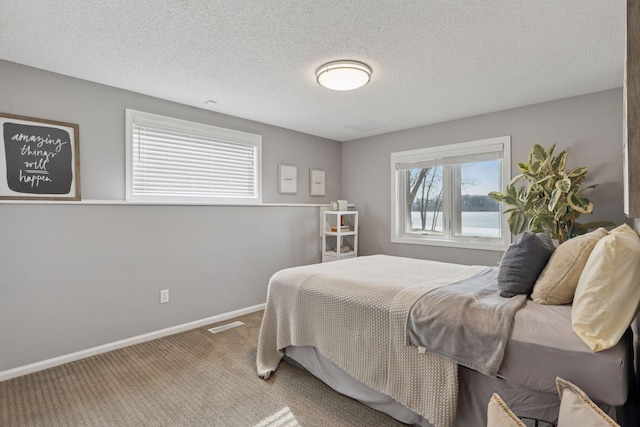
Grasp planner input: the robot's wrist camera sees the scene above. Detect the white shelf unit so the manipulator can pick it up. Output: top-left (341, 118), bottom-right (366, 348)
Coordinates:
top-left (322, 210), bottom-right (358, 262)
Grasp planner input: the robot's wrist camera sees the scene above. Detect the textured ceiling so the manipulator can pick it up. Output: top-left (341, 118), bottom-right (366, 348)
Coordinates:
top-left (0, 0), bottom-right (626, 142)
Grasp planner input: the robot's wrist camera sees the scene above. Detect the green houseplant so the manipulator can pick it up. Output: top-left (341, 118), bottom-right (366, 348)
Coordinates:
top-left (488, 144), bottom-right (613, 243)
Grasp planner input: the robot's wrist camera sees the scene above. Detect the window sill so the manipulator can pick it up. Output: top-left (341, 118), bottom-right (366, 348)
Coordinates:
top-left (391, 234), bottom-right (508, 252)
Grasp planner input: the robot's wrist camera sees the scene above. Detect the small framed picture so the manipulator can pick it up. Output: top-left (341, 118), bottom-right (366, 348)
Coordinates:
top-left (310, 168), bottom-right (326, 196)
top-left (278, 163), bottom-right (297, 194)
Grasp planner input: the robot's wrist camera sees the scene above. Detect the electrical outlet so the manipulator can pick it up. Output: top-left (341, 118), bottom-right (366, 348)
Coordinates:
top-left (160, 289), bottom-right (169, 304)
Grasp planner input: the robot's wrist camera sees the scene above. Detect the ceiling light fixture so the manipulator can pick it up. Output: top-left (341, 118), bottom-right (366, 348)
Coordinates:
top-left (316, 60), bottom-right (372, 91)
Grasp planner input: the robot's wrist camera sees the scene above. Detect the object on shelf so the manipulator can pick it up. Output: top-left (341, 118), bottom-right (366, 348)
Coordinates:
top-left (332, 245), bottom-right (351, 253)
top-left (338, 200), bottom-right (348, 211)
top-left (331, 201), bottom-right (338, 210)
top-left (331, 226), bottom-right (350, 232)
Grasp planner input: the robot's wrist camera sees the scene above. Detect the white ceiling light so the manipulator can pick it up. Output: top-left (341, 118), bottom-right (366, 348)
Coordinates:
top-left (316, 60), bottom-right (372, 91)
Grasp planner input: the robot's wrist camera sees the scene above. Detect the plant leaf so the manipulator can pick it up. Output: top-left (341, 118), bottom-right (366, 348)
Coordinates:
top-left (548, 188), bottom-right (562, 211)
top-left (489, 190), bottom-right (521, 210)
top-left (567, 166), bottom-right (588, 178)
top-left (517, 187), bottom-right (528, 202)
top-left (532, 144), bottom-right (547, 163)
top-left (580, 184), bottom-right (599, 191)
top-left (523, 194), bottom-right (536, 211)
top-left (542, 178), bottom-right (555, 196)
top-left (551, 150), bottom-right (568, 171)
top-left (573, 223), bottom-right (588, 236)
top-left (509, 174), bottom-right (524, 186)
top-left (578, 220), bottom-right (616, 230)
top-left (528, 216), bottom-right (543, 233)
top-left (517, 163), bottom-right (530, 173)
top-left (529, 160), bottom-right (542, 174)
top-left (555, 177), bottom-right (571, 193)
top-left (534, 176), bottom-right (553, 186)
top-left (540, 215), bottom-right (556, 232)
top-left (533, 198), bottom-right (548, 211)
top-left (539, 150), bottom-right (553, 172)
top-left (504, 197), bottom-right (519, 206)
top-left (508, 211), bottom-right (526, 235)
top-left (488, 191), bottom-right (507, 202)
top-left (547, 143), bottom-right (556, 158)
top-left (567, 192), bottom-right (594, 214)
top-left (554, 204), bottom-right (569, 221)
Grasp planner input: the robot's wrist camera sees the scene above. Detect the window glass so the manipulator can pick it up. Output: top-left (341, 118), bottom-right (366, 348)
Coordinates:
top-left (458, 160), bottom-right (500, 238)
top-left (407, 166), bottom-right (443, 234)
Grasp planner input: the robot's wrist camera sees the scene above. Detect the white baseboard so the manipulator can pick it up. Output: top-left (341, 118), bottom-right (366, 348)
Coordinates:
top-left (0, 303), bottom-right (265, 382)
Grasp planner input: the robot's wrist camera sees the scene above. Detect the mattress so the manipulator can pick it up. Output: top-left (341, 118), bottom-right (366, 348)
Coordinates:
top-left (499, 300), bottom-right (631, 406)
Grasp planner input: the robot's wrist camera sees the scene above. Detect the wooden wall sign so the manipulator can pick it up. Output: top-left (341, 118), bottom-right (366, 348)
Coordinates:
top-left (624, 0), bottom-right (640, 217)
top-left (0, 113), bottom-right (81, 201)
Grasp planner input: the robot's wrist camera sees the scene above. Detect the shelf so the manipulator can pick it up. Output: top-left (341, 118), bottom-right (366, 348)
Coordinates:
top-left (324, 231), bottom-right (356, 236)
top-left (324, 210), bottom-right (357, 214)
top-left (322, 210), bottom-right (358, 263)
top-left (323, 250), bottom-right (356, 258)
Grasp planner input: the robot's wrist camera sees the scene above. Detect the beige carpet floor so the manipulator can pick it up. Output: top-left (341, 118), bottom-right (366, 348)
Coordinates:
top-left (0, 310), bottom-right (406, 426)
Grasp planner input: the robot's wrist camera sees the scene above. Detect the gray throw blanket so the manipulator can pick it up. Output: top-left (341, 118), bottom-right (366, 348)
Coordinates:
top-left (406, 267), bottom-right (527, 377)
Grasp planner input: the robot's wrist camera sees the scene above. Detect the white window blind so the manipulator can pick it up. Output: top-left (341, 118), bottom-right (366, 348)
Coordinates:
top-left (395, 148), bottom-right (503, 170)
top-left (125, 110), bottom-right (262, 203)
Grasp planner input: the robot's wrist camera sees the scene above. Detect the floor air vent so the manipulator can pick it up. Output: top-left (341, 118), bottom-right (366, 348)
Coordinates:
top-left (208, 321), bottom-right (245, 334)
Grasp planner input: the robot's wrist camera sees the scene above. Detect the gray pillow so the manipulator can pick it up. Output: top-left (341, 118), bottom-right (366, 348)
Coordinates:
top-left (498, 232), bottom-right (555, 298)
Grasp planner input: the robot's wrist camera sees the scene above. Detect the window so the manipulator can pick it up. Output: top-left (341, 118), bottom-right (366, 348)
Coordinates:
top-left (391, 136), bottom-right (511, 250)
top-left (125, 109), bottom-right (261, 204)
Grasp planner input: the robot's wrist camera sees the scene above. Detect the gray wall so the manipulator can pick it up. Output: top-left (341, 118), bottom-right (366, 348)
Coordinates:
top-left (0, 59), bottom-right (626, 372)
top-left (0, 61), bottom-right (341, 372)
top-left (342, 89), bottom-right (626, 266)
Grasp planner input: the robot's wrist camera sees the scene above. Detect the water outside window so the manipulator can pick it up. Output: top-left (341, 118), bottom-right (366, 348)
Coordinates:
top-left (459, 159), bottom-right (500, 237)
top-left (408, 159), bottom-right (500, 238)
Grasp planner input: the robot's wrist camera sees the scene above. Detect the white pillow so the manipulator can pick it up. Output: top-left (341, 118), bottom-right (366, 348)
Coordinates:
top-left (486, 393), bottom-right (526, 427)
top-left (556, 378), bottom-right (619, 426)
top-left (488, 379), bottom-right (619, 427)
top-left (532, 227), bottom-right (608, 305)
top-left (572, 223), bottom-right (640, 351)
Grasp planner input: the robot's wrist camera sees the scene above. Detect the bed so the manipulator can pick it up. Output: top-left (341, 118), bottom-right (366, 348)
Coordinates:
top-left (256, 253), bottom-right (638, 427)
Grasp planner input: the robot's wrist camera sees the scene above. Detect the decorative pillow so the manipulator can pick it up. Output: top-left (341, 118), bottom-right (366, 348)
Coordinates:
top-left (487, 393), bottom-right (526, 427)
top-left (497, 232), bottom-right (556, 298)
top-left (556, 378), bottom-right (619, 426)
top-left (489, 379), bottom-right (620, 427)
top-left (532, 228), bottom-right (608, 305)
top-left (572, 223), bottom-right (640, 351)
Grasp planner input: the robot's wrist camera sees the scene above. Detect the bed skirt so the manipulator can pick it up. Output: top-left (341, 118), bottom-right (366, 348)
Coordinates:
top-left (283, 345), bottom-right (618, 427)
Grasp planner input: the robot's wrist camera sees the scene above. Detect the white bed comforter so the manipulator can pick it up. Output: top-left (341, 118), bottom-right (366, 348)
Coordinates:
top-left (256, 255), bottom-right (485, 427)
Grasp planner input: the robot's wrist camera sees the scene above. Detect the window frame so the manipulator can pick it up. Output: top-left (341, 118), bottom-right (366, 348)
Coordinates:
top-left (390, 136), bottom-right (511, 251)
top-left (125, 109), bottom-right (262, 204)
